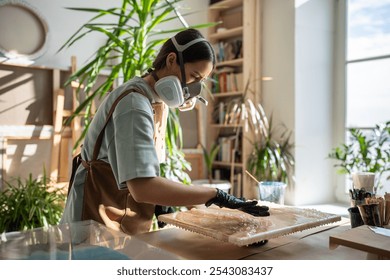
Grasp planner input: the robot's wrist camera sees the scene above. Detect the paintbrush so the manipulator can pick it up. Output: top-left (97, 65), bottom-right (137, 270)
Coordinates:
top-left (245, 170), bottom-right (260, 184)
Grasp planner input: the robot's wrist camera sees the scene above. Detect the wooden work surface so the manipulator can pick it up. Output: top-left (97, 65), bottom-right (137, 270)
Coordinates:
top-left (135, 218), bottom-right (368, 260)
top-left (329, 225), bottom-right (390, 258)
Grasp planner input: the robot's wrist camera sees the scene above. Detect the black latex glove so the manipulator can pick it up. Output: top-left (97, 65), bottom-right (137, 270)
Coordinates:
top-left (205, 188), bottom-right (270, 217)
top-left (154, 205), bottom-right (175, 228)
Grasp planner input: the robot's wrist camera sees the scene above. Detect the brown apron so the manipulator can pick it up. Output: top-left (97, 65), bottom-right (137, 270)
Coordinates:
top-left (69, 86), bottom-right (168, 235)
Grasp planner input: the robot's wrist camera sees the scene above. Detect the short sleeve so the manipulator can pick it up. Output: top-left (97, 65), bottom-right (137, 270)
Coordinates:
top-left (108, 94), bottom-right (160, 188)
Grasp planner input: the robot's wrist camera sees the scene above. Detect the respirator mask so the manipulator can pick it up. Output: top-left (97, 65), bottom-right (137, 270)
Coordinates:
top-left (152, 36), bottom-right (209, 111)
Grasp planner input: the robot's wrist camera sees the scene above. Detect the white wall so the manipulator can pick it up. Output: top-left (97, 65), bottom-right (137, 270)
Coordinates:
top-left (261, 0), bottom-right (296, 203)
top-left (295, 0), bottom-right (336, 205)
top-left (26, 0), bottom-right (209, 69)
top-left (332, 0), bottom-right (348, 204)
top-left (262, 0), bottom-right (339, 205)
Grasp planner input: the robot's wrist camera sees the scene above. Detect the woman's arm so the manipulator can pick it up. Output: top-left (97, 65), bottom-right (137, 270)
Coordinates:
top-left (127, 177), bottom-right (270, 217)
top-left (127, 177), bottom-right (217, 206)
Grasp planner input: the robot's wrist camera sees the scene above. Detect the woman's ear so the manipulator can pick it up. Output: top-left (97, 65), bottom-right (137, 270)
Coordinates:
top-left (166, 52), bottom-right (177, 69)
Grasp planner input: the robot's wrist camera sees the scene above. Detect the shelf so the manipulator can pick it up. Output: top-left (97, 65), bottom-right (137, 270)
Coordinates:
top-left (207, 0), bottom-right (260, 199)
top-left (216, 58), bottom-right (243, 68)
top-left (211, 124), bottom-right (243, 128)
top-left (212, 91), bottom-right (243, 98)
top-left (209, 26), bottom-right (243, 42)
top-left (213, 161), bottom-right (243, 168)
top-left (209, 0), bottom-right (243, 10)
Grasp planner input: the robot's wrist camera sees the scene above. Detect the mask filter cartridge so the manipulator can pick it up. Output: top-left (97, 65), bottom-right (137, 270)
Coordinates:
top-left (154, 75), bottom-right (184, 108)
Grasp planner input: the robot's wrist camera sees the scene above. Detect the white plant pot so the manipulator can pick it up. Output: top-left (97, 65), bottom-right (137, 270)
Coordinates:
top-left (352, 172), bottom-right (376, 193)
top-left (258, 181), bottom-right (287, 204)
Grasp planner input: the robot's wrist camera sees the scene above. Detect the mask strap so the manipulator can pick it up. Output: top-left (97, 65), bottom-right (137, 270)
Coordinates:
top-left (171, 37), bottom-right (207, 52)
top-left (171, 37), bottom-right (207, 99)
top-left (177, 51), bottom-right (188, 97)
top-left (150, 70), bottom-right (160, 82)
top-left (144, 68), bottom-right (160, 84)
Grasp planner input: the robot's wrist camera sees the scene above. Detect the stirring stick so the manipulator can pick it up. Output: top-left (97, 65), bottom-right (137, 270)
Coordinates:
top-left (245, 170), bottom-right (260, 184)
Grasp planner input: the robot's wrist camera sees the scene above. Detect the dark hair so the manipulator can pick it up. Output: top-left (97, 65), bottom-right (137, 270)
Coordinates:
top-left (152, 28), bottom-right (216, 70)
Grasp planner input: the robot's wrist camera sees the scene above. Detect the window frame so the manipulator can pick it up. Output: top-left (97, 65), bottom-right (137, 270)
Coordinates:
top-left (334, 0), bottom-right (390, 200)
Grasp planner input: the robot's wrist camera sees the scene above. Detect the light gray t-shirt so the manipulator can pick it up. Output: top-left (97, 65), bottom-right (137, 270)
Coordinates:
top-left (61, 77), bottom-right (160, 223)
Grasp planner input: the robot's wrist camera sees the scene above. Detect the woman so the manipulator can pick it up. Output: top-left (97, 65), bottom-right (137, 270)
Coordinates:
top-left (61, 29), bottom-right (269, 235)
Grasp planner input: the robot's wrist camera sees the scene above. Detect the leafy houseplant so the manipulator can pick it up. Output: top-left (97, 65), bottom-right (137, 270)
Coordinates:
top-left (0, 173), bottom-right (66, 233)
top-left (328, 121), bottom-right (390, 190)
top-left (245, 113), bottom-right (294, 205)
top-left (247, 115), bottom-right (295, 184)
top-left (219, 78), bottom-right (295, 185)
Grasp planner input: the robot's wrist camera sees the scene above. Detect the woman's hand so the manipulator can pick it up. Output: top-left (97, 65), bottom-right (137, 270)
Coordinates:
top-left (205, 188), bottom-right (270, 217)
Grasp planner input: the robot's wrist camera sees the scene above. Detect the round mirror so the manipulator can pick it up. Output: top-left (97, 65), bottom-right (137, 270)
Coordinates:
top-left (0, 1), bottom-right (49, 60)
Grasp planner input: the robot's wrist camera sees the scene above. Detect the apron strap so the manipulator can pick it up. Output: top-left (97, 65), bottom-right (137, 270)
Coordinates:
top-left (91, 85), bottom-right (151, 161)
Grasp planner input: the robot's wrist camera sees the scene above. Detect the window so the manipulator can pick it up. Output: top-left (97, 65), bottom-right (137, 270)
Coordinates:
top-left (345, 0), bottom-right (390, 192)
top-left (346, 0), bottom-right (390, 128)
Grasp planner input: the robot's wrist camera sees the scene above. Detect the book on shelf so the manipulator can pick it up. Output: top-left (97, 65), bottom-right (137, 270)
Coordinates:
top-left (213, 99), bottom-right (244, 125)
top-left (212, 168), bottom-right (230, 182)
top-left (217, 135), bottom-right (239, 163)
top-left (218, 102), bottom-right (225, 124)
top-left (235, 72), bottom-right (243, 91)
top-left (216, 66), bottom-right (236, 73)
top-left (213, 39), bottom-right (243, 63)
top-left (226, 102), bottom-right (241, 125)
top-left (211, 71), bottom-right (243, 93)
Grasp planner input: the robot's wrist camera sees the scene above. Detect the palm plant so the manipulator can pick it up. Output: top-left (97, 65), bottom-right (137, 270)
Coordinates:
top-left (160, 108), bottom-right (192, 185)
top-left (59, 0), bottom-right (213, 149)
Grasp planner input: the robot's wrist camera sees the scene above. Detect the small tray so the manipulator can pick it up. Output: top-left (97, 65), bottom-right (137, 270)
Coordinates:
top-left (158, 205), bottom-right (341, 246)
top-left (329, 225), bottom-right (390, 258)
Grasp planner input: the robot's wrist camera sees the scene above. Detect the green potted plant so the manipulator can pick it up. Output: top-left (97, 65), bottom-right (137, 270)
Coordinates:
top-left (247, 115), bottom-right (295, 184)
top-left (0, 172), bottom-right (66, 233)
top-left (246, 112), bottom-right (295, 204)
top-left (219, 78), bottom-right (295, 203)
top-left (328, 121), bottom-right (390, 192)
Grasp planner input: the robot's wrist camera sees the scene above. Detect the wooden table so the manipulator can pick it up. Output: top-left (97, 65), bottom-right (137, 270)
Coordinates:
top-left (135, 218), bottom-right (369, 260)
top-left (329, 225), bottom-right (390, 259)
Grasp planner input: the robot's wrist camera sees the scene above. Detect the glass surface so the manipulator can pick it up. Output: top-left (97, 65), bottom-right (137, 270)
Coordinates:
top-left (346, 58), bottom-right (390, 127)
top-left (0, 220), bottom-right (180, 260)
top-left (347, 0), bottom-right (390, 60)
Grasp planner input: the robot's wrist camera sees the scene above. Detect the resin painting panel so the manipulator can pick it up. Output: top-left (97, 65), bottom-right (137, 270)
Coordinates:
top-left (158, 205), bottom-right (341, 246)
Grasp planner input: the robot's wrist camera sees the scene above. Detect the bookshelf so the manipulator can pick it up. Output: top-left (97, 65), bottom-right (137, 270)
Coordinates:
top-left (207, 0), bottom-right (262, 199)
